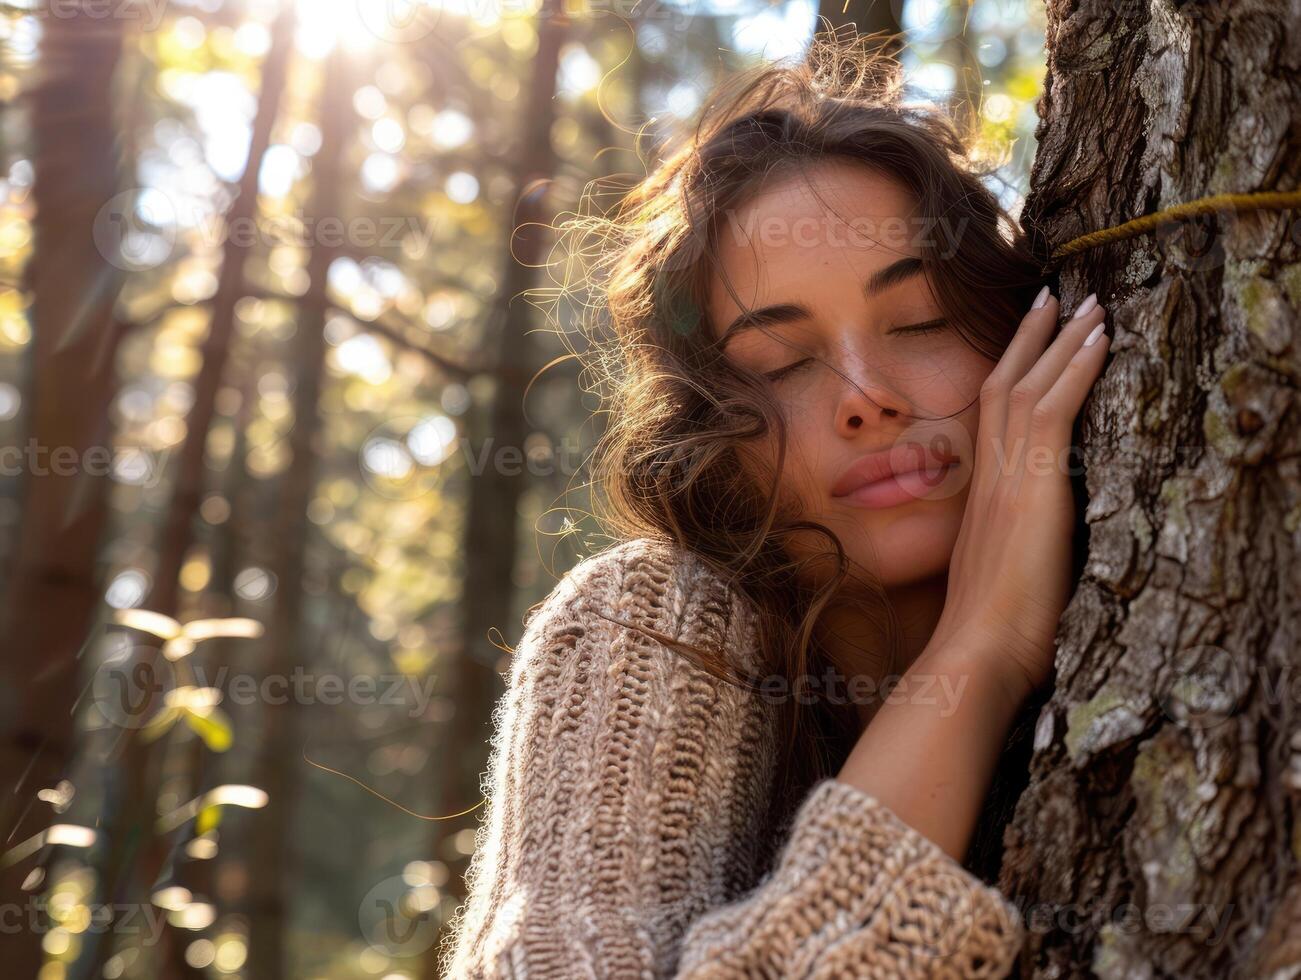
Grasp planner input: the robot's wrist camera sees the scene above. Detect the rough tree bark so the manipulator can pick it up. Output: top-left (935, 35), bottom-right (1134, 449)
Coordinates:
top-left (1003, 1), bottom-right (1300, 977)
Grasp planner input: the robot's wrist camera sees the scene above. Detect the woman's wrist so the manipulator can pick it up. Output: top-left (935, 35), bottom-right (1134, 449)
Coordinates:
top-left (913, 636), bottom-right (1040, 720)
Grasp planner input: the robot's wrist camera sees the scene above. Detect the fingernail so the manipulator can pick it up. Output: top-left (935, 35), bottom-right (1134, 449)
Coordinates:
top-left (1074, 293), bottom-right (1098, 318)
top-left (1031, 285), bottom-right (1051, 310)
top-left (1083, 321), bottom-right (1106, 347)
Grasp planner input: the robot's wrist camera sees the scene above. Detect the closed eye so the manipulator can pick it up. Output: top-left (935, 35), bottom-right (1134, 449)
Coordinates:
top-left (762, 318), bottom-right (946, 380)
top-left (763, 358), bottom-right (814, 382)
top-left (890, 318), bottom-right (948, 335)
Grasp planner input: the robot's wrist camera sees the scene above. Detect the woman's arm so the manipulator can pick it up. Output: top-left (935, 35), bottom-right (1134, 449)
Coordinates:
top-left (439, 541), bottom-right (1025, 979)
top-left (835, 641), bottom-right (1026, 864)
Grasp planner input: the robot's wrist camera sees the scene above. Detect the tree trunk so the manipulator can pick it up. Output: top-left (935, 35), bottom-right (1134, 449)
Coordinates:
top-left (943, 1), bottom-right (983, 141)
top-left (445, 0), bottom-right (567, 827)
top-left (0, 13), bottom-right (126, 978)
top-left (160, 349), bottom-right (261, 979)
top-left (77, 10), bottom-right (296, 977)
top-left (245, 41), bottom-right (354, 980)
top-left (144, 3), bottom-right (294, 621)
top-left (1002, 1), bottom-right (1300, 976)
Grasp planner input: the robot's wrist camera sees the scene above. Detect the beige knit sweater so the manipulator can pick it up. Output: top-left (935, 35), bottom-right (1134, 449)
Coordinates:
top-left (440, 537), bottom-right (1026, 978)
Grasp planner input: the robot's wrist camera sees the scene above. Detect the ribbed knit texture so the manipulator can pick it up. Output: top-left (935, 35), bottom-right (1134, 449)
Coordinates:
top-left (439, 537), bottom-right (1026, 978)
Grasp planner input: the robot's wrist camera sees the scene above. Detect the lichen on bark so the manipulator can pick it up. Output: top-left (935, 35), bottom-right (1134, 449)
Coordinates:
top-left (998, 0), bottom-right (1300, 976)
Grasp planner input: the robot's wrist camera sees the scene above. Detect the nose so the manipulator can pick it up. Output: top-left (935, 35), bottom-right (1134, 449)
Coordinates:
top-left (834, 375), bottom-right (910, 437)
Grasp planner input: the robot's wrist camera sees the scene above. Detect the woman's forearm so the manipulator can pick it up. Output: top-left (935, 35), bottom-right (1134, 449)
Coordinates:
top-left (834, 643), bottom-right (1029, 863)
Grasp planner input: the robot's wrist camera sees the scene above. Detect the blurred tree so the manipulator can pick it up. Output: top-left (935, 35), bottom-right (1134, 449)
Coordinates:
top-left (144, 6), bottom-right (294, 623)
top-left (81, 8), bottom-right (297, 976)
top-left (942, 0), bottom-right (983, 138)
top-left (246, 40), bottom-right (357, 980)
top-left (437, 0), bottom-right (570, 952)
top-left (158, 310), bottom-right (269, 980)
top-left (999, 0), bottom-right (1301, 975)
top-left (816, 0), bottom-right (902, 57)
top-left (0, 12), bottom-right (126, 978)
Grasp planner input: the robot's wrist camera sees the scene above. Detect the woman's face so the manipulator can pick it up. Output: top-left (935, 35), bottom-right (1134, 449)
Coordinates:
top-left (705, 159), bottom-right (997, 591)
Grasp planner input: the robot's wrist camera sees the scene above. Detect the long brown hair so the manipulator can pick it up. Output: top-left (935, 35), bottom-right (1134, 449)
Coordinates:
top-left (553, 27), bottom-right (1050, 875)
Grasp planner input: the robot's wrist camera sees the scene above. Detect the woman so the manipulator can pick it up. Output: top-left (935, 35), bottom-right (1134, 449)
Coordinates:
top-left (441, 29), bottom-right (1109, 978)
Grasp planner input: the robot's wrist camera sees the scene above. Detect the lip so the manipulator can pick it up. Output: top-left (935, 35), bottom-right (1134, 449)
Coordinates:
top-left (831, 443), bottom-right (959, 508)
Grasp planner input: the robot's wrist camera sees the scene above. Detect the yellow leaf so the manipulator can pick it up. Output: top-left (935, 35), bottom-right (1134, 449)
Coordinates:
top-left (184, 707), bottom-right (233, 753)
top-left (195, 805), bottom-right (223, 836)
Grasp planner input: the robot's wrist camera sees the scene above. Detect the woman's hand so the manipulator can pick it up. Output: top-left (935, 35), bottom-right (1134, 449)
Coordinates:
top-left (925, 286), bottom-right (1110, 706)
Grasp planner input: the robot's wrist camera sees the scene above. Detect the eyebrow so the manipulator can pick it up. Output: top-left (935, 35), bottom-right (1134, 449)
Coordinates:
top-left (718, 256), bottom-right (926, 345)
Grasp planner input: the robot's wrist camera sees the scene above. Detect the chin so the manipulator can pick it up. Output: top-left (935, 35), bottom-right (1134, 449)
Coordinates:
top-left (838, 504), bottom-right (962, 590)
top-left (772, 485), bottom-right (963, 591)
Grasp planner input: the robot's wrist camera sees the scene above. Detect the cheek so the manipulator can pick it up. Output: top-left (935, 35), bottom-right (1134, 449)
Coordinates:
top-left (948, 352), bottom-right (998, 407)
top-left (736, 424), bottom-right (822, 517)
top-left (952, 371), bottom-right (987, 447)
top-left (926, 348), bottom-right (993, 413)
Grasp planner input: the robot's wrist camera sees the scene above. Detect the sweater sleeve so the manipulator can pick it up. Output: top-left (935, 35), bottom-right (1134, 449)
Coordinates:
top-left (439, 543), bottom-right (1026, 979)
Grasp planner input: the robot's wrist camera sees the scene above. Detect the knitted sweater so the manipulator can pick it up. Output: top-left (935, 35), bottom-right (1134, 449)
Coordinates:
top-left (440, 537), bottom-right (1026, 978)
